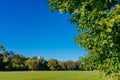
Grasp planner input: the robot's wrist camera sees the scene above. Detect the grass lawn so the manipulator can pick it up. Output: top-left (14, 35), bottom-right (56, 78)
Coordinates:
top-left (0, 71), bottom-right (107, 80)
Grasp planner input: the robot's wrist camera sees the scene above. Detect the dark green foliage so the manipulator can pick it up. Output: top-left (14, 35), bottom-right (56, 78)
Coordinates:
top-left (58, 61), bottom-right (67, 70)
top-left (76, 56), bottom-right (97, 71)
top-left (11, 54), bottom-right (27, 71)
top-left (66, 60), bottom-right (76, 70)
top-left (25, 59), bottom-right (39, 70)
top-left (47, 59), bottom-right (58, 71)
top-left (48, 0), bottom-right (120, 79)
top-left (0, 44), bottom-right (95, 71)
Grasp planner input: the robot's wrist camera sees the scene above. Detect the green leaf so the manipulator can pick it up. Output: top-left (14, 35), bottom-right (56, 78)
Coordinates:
top-left (107, 28), bottom-right (112, 32)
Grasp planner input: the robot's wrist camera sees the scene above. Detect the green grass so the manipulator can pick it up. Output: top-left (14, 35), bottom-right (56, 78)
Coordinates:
top-left (0, 71), bottom-right (107, 80)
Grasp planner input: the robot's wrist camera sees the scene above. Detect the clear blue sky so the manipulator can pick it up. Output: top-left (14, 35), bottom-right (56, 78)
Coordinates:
top-left (0, 0), bottom-right (87, 61)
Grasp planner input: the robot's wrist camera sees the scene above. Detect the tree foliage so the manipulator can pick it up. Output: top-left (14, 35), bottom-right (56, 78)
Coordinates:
top-left (25, 59), bottom-right (39, 70)
top-left (0, 44), bottom-right (94, 71)
top-left (66, 60), bottom-right (76, 70)
top-left (12, 54), bottom-right (27, 70)
top-left (58, 61), bottom-right (67, 70)
top-left (48, 0), bottom-right (120, 79)
top-left (47, 59), bottom-right (58, 71)
top-left (37, 58), bottom-right (48, 70)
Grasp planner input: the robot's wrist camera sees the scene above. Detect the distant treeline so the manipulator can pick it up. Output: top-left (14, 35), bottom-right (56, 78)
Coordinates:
top-left (0, 45), bottom-right (96, 71)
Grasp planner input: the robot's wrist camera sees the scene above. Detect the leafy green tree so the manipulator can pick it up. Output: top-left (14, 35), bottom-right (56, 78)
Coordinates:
top-left (32, 56), bottom-right (38, 60)
top-left (47, 59), bottom-right (58, 71)
top-left (25, 59), bottom-right (39, 70)
top-left (12, 54), bottom-right (27, 70)
top-left (0, 45), bottom-right (11, 70)
top-left (37, 58), bottom-right (48, 70)
top-left (76, 57), bottom-right (86, 71)
top-left (58, 61), bottom-right (67, 70)
top-left (76, 56), bottom-right (96, 71)
top-left (66, 60), bottom-right (76, 70)
top-left (2, 51), bottom-right (11, 70)
top-left (48, 0), bottom-right (120, 79)
top-left (0, 54), bottom-right (4, 70)
top-left (0, 44), bottom-right (4, 70)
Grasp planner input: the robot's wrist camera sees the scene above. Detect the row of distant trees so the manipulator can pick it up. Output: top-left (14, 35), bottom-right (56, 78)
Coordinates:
top-left (0, 45), bottom-right (96, 71)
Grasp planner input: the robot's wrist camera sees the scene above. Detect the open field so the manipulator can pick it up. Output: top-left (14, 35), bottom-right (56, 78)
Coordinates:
top-left (0, 71), bottom-right (106, 80)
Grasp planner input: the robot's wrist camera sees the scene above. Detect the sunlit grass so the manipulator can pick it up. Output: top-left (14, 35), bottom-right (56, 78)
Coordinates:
top-left (0, 71), bottom-right (106, 80)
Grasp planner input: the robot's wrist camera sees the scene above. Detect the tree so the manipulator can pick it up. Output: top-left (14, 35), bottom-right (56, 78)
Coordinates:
top-left (66, 60), bottom-right (76, 70)
top-left (58, 61), bottom-right (67, 70)
top-left (0, 45), bottom-right (11, 70)
top-left (25, 59), bottom-right (39, 70)
top-left (47, 59), bottom-right (58, 71)
top-left (37, 58), bottom-right (48, 70)
top-left (0, 45), bottom-right (5, 70)
top-left (2, 51), bottom-right (11, 70)
top-left (12, 54), bottom-right (27, 70)
top-left (48, 0), bottom-right (120, 79)
top-left (76, 56), bottom-right (96, 71)
top-left (0, 54), bottom-right (4, 70)
top-left (32, 56), bottom-right (38, 60)
top-left (76, 57), bottom-right (87, 71)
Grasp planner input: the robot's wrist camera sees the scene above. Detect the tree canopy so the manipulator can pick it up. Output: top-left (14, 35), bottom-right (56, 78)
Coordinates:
top-left (48, 0), bottom-right (120, 79)
top-left (47, 59), bottom-right (58, 71)
top-left (0, 45), bottom-right (82, 71)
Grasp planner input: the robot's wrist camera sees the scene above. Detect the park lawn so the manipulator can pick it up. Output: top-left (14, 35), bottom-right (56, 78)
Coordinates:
top-left (0, 71), bottom-right (107, 80)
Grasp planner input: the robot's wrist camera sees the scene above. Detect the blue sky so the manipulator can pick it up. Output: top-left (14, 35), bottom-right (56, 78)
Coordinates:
top-left (0, 0), bottom-right (87, 61)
